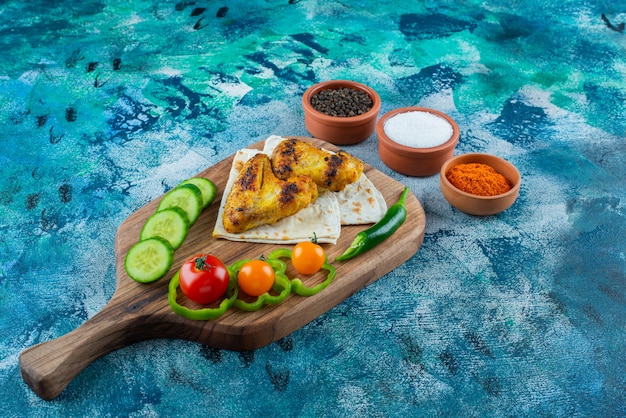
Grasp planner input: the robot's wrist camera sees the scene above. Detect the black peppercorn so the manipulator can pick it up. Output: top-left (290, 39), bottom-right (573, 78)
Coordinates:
top-left (310, 87), bottom-right (373, 117)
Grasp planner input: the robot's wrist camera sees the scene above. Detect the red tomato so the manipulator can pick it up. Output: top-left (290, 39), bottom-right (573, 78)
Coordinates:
top-left (237, 259), bottom-right (275, 297)
top-left (179, 254), bottom-right (230, 304)
top-left (292, 241), bottom-right (326, 275)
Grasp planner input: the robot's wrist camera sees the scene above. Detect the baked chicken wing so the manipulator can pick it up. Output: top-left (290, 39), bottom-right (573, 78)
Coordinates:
top-left (270, 138), bottom-right (363, 192)
top-left (222, 153), bottom-right (318, 234)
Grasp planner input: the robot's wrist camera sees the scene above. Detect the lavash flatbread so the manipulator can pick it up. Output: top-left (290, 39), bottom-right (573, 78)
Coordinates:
top-left (212, 148), bottom-right (342, 244)
top-left (334, 175), bottom-right (387, 225)
top-left (212, 136), bottom-right (387, 244)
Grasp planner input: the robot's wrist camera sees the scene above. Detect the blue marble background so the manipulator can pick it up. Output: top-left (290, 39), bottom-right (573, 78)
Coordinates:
top-left (1, 0), bottom-right (625, 416)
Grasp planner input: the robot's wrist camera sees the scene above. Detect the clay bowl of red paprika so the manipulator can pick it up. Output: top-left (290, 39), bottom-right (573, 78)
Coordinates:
top-left (440, 153), bottom-right (521, 216)
top-left (376, 107), bottom-right (460, 177)
top-left (302, 80), bottom-right (381, 145)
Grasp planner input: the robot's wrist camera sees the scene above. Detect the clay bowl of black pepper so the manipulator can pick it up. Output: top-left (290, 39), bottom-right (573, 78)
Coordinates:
top-left (440, 153), bottom-right (521, 216)
top-left (302, 80), bottom-right (381, 145)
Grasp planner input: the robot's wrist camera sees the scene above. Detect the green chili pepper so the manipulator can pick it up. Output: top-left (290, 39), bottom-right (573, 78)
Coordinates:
top-left (268, 248), bottom-right (337, 296)
top-left (335, 186), bottom-right (409, 261)
top-left (168, 272), bottom-right (238, 320)
top-left (230, 258), bottom-right (292, 312)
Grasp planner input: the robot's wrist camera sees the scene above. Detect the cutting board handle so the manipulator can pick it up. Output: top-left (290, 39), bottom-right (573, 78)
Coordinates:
top-left (19, 299), bottom-right (135, 400)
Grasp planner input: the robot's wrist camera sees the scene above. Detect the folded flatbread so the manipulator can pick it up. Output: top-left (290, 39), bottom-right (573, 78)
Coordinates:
top-left (212, 136), bottom-right (387, 244)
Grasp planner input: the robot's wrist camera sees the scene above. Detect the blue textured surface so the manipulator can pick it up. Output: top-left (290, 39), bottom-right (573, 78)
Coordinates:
top-left (1, 1), bottom-right (625, 416)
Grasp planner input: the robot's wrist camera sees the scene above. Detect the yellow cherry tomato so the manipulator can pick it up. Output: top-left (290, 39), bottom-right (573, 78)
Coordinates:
top-left (237, 259), bottom-right (275, 297)
top-left (291, 241), bottom-right (326, 275)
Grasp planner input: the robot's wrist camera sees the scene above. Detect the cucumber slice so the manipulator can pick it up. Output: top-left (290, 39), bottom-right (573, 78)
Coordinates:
top-left (125, 237), bottom-right (174, 283)
top-left (179, 177), bottom-right (217, 210)
top-left (140, 207), bottom-right (189, 250)
top-left (157, 183), bottom-right (203, 225)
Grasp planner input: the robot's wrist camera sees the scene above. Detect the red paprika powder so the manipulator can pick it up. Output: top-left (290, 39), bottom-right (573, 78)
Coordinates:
top-left (446, 163), bottom-right (512, 196)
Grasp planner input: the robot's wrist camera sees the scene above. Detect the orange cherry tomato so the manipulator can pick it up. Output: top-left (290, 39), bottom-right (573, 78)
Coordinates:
top-left (237, 259), bottom-right (275, 297)
top-left (291, 241), bottom-right (326, 275)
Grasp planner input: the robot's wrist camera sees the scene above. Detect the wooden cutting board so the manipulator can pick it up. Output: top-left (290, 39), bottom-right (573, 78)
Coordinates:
top-left (19, 137), bottom-right (426, 400)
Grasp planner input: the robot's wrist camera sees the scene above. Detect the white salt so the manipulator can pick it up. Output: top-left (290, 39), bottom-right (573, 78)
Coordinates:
top-left (383, 111), bottom-right (453, 148)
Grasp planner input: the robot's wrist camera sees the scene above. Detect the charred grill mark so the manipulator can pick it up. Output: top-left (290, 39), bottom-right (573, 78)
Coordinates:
top-left (272, 138), bottom-right (300, 179)
top-left (284, 139), bottom-right (299, 161)
top-left (283, 139), bottom-right (299, 157)
top-left (237, 164), bottom-right (259, 191)
top-left (323, 154), bottom-right (344, 186)
top-left (274, 163), bottom-right (293, 178)
top-left (279, 182), bottom-right (299, 205)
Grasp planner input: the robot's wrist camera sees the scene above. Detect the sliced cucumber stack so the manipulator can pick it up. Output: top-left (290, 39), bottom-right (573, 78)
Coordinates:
top-left (125, 177), bottom-right (218, 283)
top-left (140, 207), bottom-right (189, 250)
top-left (125, 237), bottom-right (174, 283)
top-left (179, 177), bottom-right (218, 210)
top-left (157, 183), bottom-right (203, 225)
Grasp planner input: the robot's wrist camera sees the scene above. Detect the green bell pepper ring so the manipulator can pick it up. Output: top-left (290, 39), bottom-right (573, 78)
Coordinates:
top-left (230, 258), bottom-right (292, 311)
top-left (268, 248), bottom-right (337, 296)
top-left (168, 272), bottom-right (238, 320)
top-left (335, 186), bottom-right (409, 262)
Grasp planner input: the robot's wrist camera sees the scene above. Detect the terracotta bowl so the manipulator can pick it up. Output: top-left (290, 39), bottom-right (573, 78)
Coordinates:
top-left (376, 107), bottom-right (460, 177)
top-left (302, 80), bottom-right (381, 145)
top-left (439, 153), bottom-right (521, 216)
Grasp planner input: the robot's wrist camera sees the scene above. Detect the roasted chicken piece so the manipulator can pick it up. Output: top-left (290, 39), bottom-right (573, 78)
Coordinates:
top-left (222, 153), bottom-right (318, 234)
top-left (271, 138), bottom-right (363, 192)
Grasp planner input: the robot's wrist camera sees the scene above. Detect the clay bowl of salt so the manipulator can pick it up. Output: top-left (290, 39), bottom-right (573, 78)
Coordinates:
top-left (440, 153), bottom-right (521, 216)
top-left (302, 80), bottom-right (381, 145)
top-left (376, 107), bottom-right (460, 176)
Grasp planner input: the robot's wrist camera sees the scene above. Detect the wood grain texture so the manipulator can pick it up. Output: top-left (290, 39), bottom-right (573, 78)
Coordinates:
top-left (19, 137), bottom-right (426, 400)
